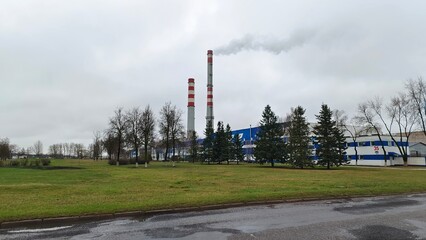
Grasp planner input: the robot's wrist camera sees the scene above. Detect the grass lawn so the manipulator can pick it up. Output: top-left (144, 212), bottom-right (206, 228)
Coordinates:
top-left (1, 159), bottom-right (426, 222)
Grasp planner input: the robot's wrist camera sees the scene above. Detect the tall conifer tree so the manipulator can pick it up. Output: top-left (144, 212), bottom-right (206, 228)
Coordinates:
top-left (202, 122), bottom-right (214, 164)
top-left (254, 105), bottom-right (286, 167)
top-left (313, 104), bottom-right (345, 169)
top-left (288, 106), bottom-right (312, 168)
top-left (225, 124), bottom-right (234, 164)
top-left (213, 121), bottom-right (227, 164)
top-left (233, 133), bottom-right (244, 165)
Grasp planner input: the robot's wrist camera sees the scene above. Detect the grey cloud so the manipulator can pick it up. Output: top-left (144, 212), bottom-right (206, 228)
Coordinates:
top-left (1, 0), bottom-right (426, 150)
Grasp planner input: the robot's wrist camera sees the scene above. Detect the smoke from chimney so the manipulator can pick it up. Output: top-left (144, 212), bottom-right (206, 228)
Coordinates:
top-left (215, 30), bottom-right (315, 56)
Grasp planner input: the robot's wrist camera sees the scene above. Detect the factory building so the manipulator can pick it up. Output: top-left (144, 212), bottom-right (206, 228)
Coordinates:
top-left (345, 135), bottom-right (409, 166)
top-left (176, 49), bottom-right (423, 166)
top-left (226, 125), bottom-right (424, 166)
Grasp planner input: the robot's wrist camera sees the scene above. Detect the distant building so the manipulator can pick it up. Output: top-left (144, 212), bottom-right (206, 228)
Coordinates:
top-left (404, 131), bottom-right (426, 144)
top-left (410, 142), bottom-right (426, 157)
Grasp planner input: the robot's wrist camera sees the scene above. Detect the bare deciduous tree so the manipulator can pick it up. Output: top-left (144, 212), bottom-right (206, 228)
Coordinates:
top-left (33, 140), bottom-right (43, 158)
top-left (74, 143), bottom-right (85, 159)
top-left (125, 107), bottom-right (143, 167)
top-left (49, 144), bottom-right (63, 158)
top-left (367, 95), bottom-right (417, 166)
top-left (92, 131), bottom-right (103, 160)
top-left (406, 77), bottom-right (426, 136)
top-left (0, 138), bottom-right (11, 160)
top-left (159, 102), bottom-right (173, 162)
top-left (358, 101), bottom-right (389, 166)
top-left (141, 105), bottom-right (155, 168)
top-left (386, 93), bottom-right (417, 166)
top-left (159, 102), bottom-right (184, 166)
top-left (103, 132), bottom-right (117, 161)
top-left (63, 143), bottom-right (70, 158)
top-left (345, 116), bottom-right (371, 166)
top-left (109, 107), bottom-right (127, 166)
top-left (170, 108), bottom-right (184, 163)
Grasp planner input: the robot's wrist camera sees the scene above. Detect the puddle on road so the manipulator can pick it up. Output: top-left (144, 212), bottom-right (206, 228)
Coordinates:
top-left (350, 225), bottom-right (419, 240)
top-left (7, 225), bottom-right (73, 234)
top-left (143, 223), bottom-right (241, 239)
top-left (334, 198), bottom-right (419, 215)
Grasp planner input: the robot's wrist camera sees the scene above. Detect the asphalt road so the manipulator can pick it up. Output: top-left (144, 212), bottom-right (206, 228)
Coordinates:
top-left (1, 194), bottom-right (426, 240)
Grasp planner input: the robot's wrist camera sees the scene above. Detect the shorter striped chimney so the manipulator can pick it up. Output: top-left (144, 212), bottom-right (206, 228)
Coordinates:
top-left (187, 78), bottom-right (195, 137)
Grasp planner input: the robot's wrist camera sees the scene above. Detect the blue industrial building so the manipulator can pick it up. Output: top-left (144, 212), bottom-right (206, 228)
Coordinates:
top-left (151, 124), bottom-right (425, 166)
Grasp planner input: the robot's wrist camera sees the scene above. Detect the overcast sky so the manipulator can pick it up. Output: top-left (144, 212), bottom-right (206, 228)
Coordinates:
top-left (1, 0), bottom-right (426, 150)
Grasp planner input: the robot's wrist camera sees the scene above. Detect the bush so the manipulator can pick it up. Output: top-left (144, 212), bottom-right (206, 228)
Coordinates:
top-left (41, 159), bottom-right (51, 166)
top-left (108, 159), bottom-right (130, 165)
top-left (0, 158), bottom-right (50, 168)
top-left (129, 158), bottom-right (147, 164)
top-left (19, 159), bottom-right (29, 167)
top-left (10, 160), bottom-right (19, 167)
top-left (171, 155), bottom-right (183, 162)
top-left (141, 154), bottom-right (152, 162)
top-left (30, 159), bottom-right (41, 167)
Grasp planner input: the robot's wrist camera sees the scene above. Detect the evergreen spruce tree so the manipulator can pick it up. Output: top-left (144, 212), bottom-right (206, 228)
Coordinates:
top-left (334, 124), bottom-right (348, 165)
top-left (254, 105), bottom-right (286, 167)
top-left (225, 124), bottom-right (234, 165)
top-left (189, 130), bottom-right (198, 163)
top-left (288, 106), bottom-right (312, 168)
top-left (313, 104), bottom-right (342, 169)
top-left (233, 133), bottom-right (244, 165)
top-left (213, 121), bottom-right (227, 164)
top-left (202, 122), bottom-right (214, 164)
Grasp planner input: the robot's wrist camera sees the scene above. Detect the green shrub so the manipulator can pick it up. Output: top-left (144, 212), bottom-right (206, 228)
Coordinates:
top-left (141, 154), bottom-right (152, 162)
top-left (128, 158), bottom-right (147, 164)
top-left (30, 159), bottom-right (41, 167)
top-left (171, 155), bottom-right (183, 162)
top-left (0, 160), bottom-right (4, 167)
top-left (10, 160), bottom-right (19, 167)
top-left (108, 159), bottom-right (130, 165)
top-left (41, 159), bottom-right (51, 166)
top-left (19, 159), bottom-right (29, 167)
top-left (122, 159), bottom-right (130, 165)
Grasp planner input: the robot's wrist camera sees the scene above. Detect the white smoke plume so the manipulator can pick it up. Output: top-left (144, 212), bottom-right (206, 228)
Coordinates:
top-left (215, 30), bottom-right (315, 55)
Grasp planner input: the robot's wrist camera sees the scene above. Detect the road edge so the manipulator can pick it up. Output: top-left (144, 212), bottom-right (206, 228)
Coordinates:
top-left (1, 192), bottom-right (425, 229)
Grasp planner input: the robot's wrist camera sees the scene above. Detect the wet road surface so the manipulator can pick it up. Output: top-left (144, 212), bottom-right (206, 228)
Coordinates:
top-left (1, 194), bottom-right (426, 239)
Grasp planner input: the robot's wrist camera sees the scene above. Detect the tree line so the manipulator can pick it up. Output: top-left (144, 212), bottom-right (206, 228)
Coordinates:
top-left (0, 139), bottom-right (45, 160)
top-left (2, 77), bottom-right (425, 168)
top-left (0, 102), bottom-right (185, 166)
top-left (201, 121), bottom-right (244, 164)
top-left (230, 77), bottom-right (426, 168)
top-left (104, 102), bottom-right (190, 167)
top-left (218, 104), bottom-right (348, 169)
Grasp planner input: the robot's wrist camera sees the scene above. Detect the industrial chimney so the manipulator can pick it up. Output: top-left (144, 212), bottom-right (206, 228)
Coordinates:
top-left (187, 78), bottom-right (195, 137)
top-left (206, 50), bottom-right (214, 128)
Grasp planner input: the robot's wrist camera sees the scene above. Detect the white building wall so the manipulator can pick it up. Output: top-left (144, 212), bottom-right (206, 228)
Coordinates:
top-left (393, 157), bottom-right (426, 166)
top-left (346, 135), bottom-right (408, 166)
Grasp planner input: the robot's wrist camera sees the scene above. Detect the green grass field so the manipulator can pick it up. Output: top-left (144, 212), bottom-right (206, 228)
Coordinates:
top-left (0, 159), bottom-right (426, 222)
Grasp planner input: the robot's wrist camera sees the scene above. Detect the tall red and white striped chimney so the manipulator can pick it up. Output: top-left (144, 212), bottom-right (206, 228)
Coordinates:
top-left (206, 50), bottom-right (214, 128)
top-left (187, 78), bottom-right (195, 137)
